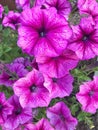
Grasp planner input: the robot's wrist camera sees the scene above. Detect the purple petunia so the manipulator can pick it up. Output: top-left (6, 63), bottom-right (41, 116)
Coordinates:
top-left (76, 76), bottom-right (98, 114)
top-left (2, 11), bottom-right (21, 30)
top-left (17, 7), bottom-right (72, 57)
top-left (68, 16), bottom-right (98, 60)
top-left (4, 95), bottom-right (32, 130)
top-left (15, 0), bottom-right (30, 10)
top-left (25, 118), bottom-right (54, 130)
top-left (13, 69), bottom-right (51, 108)
top-left (0, 92), bottom-right (13, 124)
top-left (44, 73), bottom-right (73, 98)
top-left (0, 4), bottom-right (4, 19)
top-left (35, 0), bottom-right (72, 20)
top-left (0, 61), bottom-right (28, 87)
top-left (36, 49), bottom-right (78, 78)
top-left (47, 101), bottom-right (78, 130)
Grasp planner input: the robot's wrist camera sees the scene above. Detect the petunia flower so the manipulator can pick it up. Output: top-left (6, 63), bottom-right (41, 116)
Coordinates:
top-left (2, 11), bottom-right (20, 30)
top-left (36, 49), bottom-right (78, 78)
top-left (4, 95), bottom-right (32, 130)
top-left (68, 16), bottom-right (98, 60)
top-left (0, 4), bottom-right (4, 19)
top-left (44, 73), bottom-right (73, 99)
top-left (76, 76), bottom-right (98, 114)
top-left (25, 118), bottom-right (54, 130)
top-left (47, 101), bottom-right (78, 130)
top-left (35, 0), bottom-right (72, 20)
top-left (0, 62), bottom-right (28, 87)
top-left (17, 7), bottom-right (72, 57)
top-left (77, 0), bottom-right (98, 18)
top-left (0, 92), bottom-right (13, 124)
top-left (15, 0), bottom-right (30, 10)
top-left (13, 69), bottom-right (51, 108)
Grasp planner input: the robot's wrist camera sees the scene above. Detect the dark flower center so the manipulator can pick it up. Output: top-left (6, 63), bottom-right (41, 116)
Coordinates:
top-left (0, 104), bottom-right (3, 110)
top-left (52, 77), bottom-right (58, 83)
top-left (30, 84), bottom-right (36, 92)
top-left (89, 90), bottom-right (94, 96)
top-left (40, 5), bottom-right (46, 9)
top-left (15, 108), bottom-right (22, 115)
top-left (60, 114), bottom-right (65, 121)
top-left (82, 35), bottom-right (89, 41)
top-left (39, 27), bottom-right (46, 37)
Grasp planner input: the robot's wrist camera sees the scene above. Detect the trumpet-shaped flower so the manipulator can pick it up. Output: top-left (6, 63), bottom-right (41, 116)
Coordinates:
top-left (13, 69), bottom-right (51, 108)
top-left (35, 0), bottom-right (72, 20)
top-left (47, 102), bottom-right (78, 130)
top-left (2, 11), bottom-right (20, 30)
top-left (15, 0), bottom-right (30, 10)
top-left (17, 7), bottom-right (72, 57)
top-left (36, 49), bottom-right (78, 78)
top-left (76, 76), bottom-right (98, 113)
top-left (68, 16), bottom-right (98, 60)
top-left (44, 73), bottom-right (73, 98)
top-left (4, 95), bottom-right (32, 130)
top-left (0, 92), bottom-right (13, 124)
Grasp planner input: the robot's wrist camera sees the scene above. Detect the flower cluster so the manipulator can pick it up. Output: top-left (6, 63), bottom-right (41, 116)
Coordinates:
top-left (1, 0), bottom-right (98, 129)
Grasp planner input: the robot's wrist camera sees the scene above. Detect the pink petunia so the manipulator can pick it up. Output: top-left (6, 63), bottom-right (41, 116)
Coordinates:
top-left (17, 7), bottom-right (72, 57)
top-left (47, 102), bottom-right (78, 130)
top-left (36, 49), bottom-right (78, 78)
top-left (68, 16), bottom-right (98, 60)
top-left (13, 69), bottom-right (51, 108)
top-left (44, 73), bottom-right (73, 98)
top-left (0, 92), bottom-right (13, 124)
top-left (2, 11), bottom-right (20, 30)
top-left (25, 118), bottom-right (54, 130)
top-left (4, 95), bottom-right (32, 130)
top-left (0, 4), bottom-right (4, 18)
top-left (35, 0), bottom-right (72, 20)
top-left (76, 76), bottom-right (98, 114)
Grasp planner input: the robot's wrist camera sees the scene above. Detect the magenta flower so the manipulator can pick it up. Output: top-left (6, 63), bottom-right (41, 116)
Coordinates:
top-left (0, 92), bottom-right (13, 124)
top-left (13, 69), bottom-right (51, 108)
top-left (44, 73), bottom-right (73, 98)
top-left (17, 7), bottom-right (72, 57)
top-left (4, 95), bottom-right (32, 130)
top-left (0, 62), bottom-right (28, 87)
top-left (25, 118), bottom-right (54, 130)
top-left (36, 49), bottom-right (78, 78)
top-left (15, 0), bottom-right (30, 10)
top-left (2, 11), bottom-right (20, 30)
top-left (76, 76), bottom-right (98, 114)
top-left (47, 102), bottom-right (78, 130)
top-left (35, 0), bottom-right (72, 20)
top-left (78, 0), bottom-right (98, 18)
top-left (0, 4), bottom-right (4, 18)
top-left (68, 16), bottom-right (98, 60)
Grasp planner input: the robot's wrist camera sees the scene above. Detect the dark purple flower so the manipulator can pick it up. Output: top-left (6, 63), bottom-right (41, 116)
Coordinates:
top-left (47, 102), bottom-right (78, 130)
top-left (35, 0), bottom-right (72, 20)
top-left (0, 62), bottom-right (28, 87)
top-left (2, 11), bottom-right (20, 30)
top-left (0, 92), bottom-right (13, 124)
top-left (4, 95), bottom-right (32, 130)
top-left (15, 0), bottom-right (30, 10)
top-left (17, 7), bottom-right (72, 57)
top-left (76, 76), bottom-right (98, 114)
top-left (68, 16), bottom-right (98, 60)
top-left (13, 69), bottom-right (51, 108)
top-left (36, 49), bottom-right (78, 78)
top-left (0, 4), bottom-right (4, 19)
top-left (25, 118), bottom-right (54, 130)
top-left (44, 73), bottom-right (73, 98)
